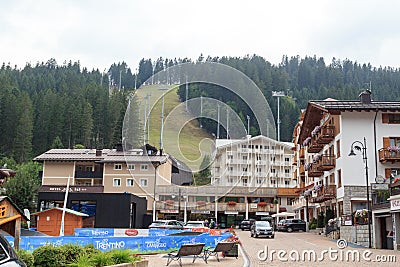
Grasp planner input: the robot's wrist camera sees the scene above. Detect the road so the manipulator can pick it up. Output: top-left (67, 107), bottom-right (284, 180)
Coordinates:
top-left (144, 229), bottom-right (399, 267)
top-left (236, 229), bottom-right (399, 267)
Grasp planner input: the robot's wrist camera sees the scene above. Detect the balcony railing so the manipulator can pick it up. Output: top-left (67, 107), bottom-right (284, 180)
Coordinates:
top-left (299, 148), bottom-right (305, 159)
top-left (309, 185), bottom-right (336, 203)
top-left (307, 139), bottom-right (324, 153)
top-left (278, 187), bottom-right (299, 197)
top-left (299, 165), bottom-right (305, 176)
top-left (292, 153), bottom-right (298, 165)
top-left (75, 170), bottom-right (103, 179)
top-left (307, 163), bottom-right (323, 177)
top-left (156, 185), bottom-right (278, 197)
top-left (378, 148), bottom-right (400, 163)
top-left (315, 125), bottom-right (335, 144)
top-left (316, 155), bottom-right (336, 171)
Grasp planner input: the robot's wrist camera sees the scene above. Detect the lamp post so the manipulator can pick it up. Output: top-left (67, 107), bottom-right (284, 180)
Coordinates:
top-left (349, 137), bottom-right (372, 248)
top-left (272, 91), bottom-right (285, 141)
top-left (172, 188), bottom-right (186, 222)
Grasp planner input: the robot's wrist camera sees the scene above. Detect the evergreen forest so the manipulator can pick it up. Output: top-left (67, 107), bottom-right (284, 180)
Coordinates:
top-left (2, 55), bottom-right (400, 164)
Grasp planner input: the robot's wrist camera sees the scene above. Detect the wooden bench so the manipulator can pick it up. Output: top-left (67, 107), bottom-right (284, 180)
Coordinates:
top-left (166, 243), bottom-right (205, 266)
top-left (204, 242), bottom-right (236, 262)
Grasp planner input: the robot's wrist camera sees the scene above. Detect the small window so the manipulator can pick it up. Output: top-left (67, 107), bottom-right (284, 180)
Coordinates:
top-left (242, 167), bottom-right (248, 172)
top-left (285, 157), bottom-right (290, 163)
top-left (113, 178), bottom-right (121, 187)
top-left (127, 179), bottom-right (134, 186)
top-left (140, 165), bottom-right (148, 171)
top-left (337, 169), bottom-right (342, 188)
top-left (388, 114), bottom-right (400, 123)
top-left (140, 179), bottom-right (148, 187)
top-left (242, 178), bottom-right (248, 186)
top-left (114, 164), bottom-right (122, 170)
top-left (336, 139), bottom-right (341, 158)
top-left (256, 177), bottom-right (262, 184)
top-left (271, 168), bottom-right (276, 173)
top-left (85, 166), bottom-right (92, 172)
top-left (127, 164), bottom-right (135, 170)
top-left (242, 155), bottom-right (248, 160)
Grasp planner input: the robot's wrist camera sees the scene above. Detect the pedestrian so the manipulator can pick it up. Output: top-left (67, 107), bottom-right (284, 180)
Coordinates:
top-left (209, 219), bottom-right (216, 229)
top-left (204, 219), bottom-right (209, 227)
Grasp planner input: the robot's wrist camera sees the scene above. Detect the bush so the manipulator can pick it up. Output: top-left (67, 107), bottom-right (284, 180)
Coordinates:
top-left (60, 244), bottom-right (84, 264)
top-left (91, 252), bottom-right (113, 267)
top-left (309, 218), bottom-right (317, 230)
top-left (33, 245), bottom-right (66, 267)
top-left (68, 254), bottom-right (94, 267)
top-left (82, 244), bottom-right (101, 256)
top-left (317, 212), bottom-right (325, 228)
top-left (17, 249), bottom-right (34, 267)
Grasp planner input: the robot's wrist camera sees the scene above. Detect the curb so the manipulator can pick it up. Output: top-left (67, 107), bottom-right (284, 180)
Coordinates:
top-left (239, 244), bottom-right (251, 267)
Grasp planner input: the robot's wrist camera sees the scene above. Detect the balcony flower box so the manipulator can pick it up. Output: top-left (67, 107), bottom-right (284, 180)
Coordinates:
top-left (257, 202), bottom-right (267, 207)
top-left (196, 201), bottom-right (206, 206)
top-left (388, 146), bottom-right (400, 153)
top-left (311, 125), bottom-right (321, 137)
top-left (227, 201), bottom-right (237, 206)
top-left (165, 199), bottom-right (174, 205)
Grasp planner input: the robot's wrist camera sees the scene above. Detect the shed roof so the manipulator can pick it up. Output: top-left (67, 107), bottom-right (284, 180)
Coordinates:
top-left (32, 207), bottom-right (89, 217)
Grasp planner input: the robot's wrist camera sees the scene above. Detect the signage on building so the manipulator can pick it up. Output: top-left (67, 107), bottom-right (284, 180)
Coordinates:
top-left (256, 212), bottom-right (269, 216)
top-left (160, 210), bottom-right (179, 214)
top-left (390, 198), bottom-right (400, 211)
top-left (40, 185), bottom-right (104, 193)
top-left (191, 210), bottom-right (210, 214)
top-left (250, 204), bottom-right (258, 209)
top-left (224, 211), bottom-right (238, 215)
top-left (371, 183), bottom-right (389, 191)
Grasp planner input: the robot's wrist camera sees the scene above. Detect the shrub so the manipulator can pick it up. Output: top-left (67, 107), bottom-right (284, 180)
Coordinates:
top-left (33, 244), bottom-right (66, 267)
top-left (317, 212), bottom-right (325, 228)
top-left (82, 244), bottom-right (101, 256)
top-left (17, 249), bottom-right (34, 267)
top-left (91, 252), bottom-right (113, 267)
top-left (60, 244), bottom-right (84, 264)
top-left (309, 218), bottom-right (317, 230)
top-left (68, 254), bottom-right (94, 267)
top-left (110, 249), bottom-right (135, 264)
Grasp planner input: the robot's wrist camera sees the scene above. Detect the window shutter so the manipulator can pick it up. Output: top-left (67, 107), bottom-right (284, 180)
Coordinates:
top-left (383, 137), bottom-right (390, 148)
top-left (382, 113), bottom-right (389, 123)
top-left (385, 168), bottom-right (392, 179)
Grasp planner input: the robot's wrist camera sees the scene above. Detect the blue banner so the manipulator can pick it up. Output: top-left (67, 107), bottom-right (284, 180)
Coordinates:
top-left (8, 232), bottom-right (233, 253)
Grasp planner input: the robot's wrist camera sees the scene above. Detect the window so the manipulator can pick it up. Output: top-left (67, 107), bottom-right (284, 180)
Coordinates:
top-left (242, 155), bottom-right (248, 160)
top-left (330, 173), bottom-right (335, 185)
top-left (271, 168), bottom-right (276, 174)
top-left (287, 197), bottom-right (294, 205)
top-left (229, 166), bottom-right (233, 172)
top-left (337, 169), bottom-right (342, 188)
top-left (257, 167), bottom-right (262, 173)
top-left (270, 157), bottom-right (276, 162)
top-left (114, 164), bottom-right (122, 170)
top-left (285, 180), bottom-right (290, 186)
top-left (140, 179), bottom-right (148, 187)
top-left (113, 178), bottom-right (121, 187)
top-left (127, 179), bottom-right (134, 186)
top-left (241, 145), bottom-right (246, 148)
top-left (256, 155), bottom-right (262, 160)
top-left (228, 155), bottom-right (233, 159)
top-left (242, 167), bottom-right (248, 172)
top-left (389, 114), bottom-right (400, 123)
top-left (228, 177), bottom-right (234, 183)
top-left (140, 164), bottom-right (148, 171)
top-left (285, 169), bottom-right (290, 174)
top-left (242, 178), bottom-right (248, 186)
top-left (285, 157), bottom-right (290, 164)
top-left (256, 177), bottom-right (262, 184)
top-left (85, 166), bottom-right (92, 172)
top-left (127, 164), bottom-right (135, 170)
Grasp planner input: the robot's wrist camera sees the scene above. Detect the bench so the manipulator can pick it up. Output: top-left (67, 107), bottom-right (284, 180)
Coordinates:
top-left (166, 243), bottom-right (205, 267)
top-left (204, 242), bottom-right (236, 262)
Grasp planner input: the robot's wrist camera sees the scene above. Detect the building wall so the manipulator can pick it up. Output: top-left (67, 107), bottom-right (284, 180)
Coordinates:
top-left (36, 210), bottom-right (82, 236)
top-left (42, 162), bottom-right (75, 185)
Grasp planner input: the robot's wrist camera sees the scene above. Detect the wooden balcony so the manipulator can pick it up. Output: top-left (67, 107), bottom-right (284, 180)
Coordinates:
top-left (316, 155), bottom-right (336, 171)
top-left (309, 185), bottom-right (336, 203)
top-left (299, 165), bottom-right (305, 176)
top-left (379, 148), bottom-right (400, 163)
top-left (292, 152), bottom-right (298, 165)
top-left (307, 139), bottom-right (324, 153)
top-left (299, 148), bottom-right (305, 159)
top-left (278, 187), bottom-right (299, 197)
top-left (307, 163), bottom-right (323, 177)
top-left (315, 125), bottom-right (335, 144)
top-left (248, 203), bottom-right (276, 213)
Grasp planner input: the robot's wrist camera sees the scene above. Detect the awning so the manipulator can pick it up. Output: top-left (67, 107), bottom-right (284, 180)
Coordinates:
top-left (272, 212), bottom-right (296, 218)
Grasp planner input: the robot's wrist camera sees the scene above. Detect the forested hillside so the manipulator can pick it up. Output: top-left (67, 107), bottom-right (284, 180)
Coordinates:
top-left (2, 55), bottom-right (400, 163)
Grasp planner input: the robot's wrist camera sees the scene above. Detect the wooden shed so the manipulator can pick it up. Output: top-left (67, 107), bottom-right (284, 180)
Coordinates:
top-left (0, 196), bottom-right (29, 250)
top-left (33, 207), bottom-right (88, 236)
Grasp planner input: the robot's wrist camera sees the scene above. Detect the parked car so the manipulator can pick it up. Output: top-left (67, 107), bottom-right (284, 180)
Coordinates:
top-left (0, 233), bottom-right (26, 266)
top-left (184, 221), bottom-right (209, 229)
top-left (250, 221), bottom-right (274, 238)
top-left (277, 219), bottom-right (306, 232)
top-left (148, 220), bottom-right (184, 229)
top-left (240, 219), bottom-right (256, 230)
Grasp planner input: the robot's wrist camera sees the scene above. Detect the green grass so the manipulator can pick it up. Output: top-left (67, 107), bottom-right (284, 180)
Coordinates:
top-left (135, 85), bottom-right (213, 170)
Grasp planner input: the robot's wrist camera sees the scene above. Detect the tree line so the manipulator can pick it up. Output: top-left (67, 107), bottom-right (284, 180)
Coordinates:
top-left (2, 55), bottom-right (400, 164)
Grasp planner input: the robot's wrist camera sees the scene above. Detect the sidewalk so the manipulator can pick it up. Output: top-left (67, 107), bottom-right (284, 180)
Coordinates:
top-left (142, 246), bottom-right (245, 267)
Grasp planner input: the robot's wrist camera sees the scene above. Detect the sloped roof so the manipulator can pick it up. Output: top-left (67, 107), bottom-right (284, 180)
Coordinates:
top-left (0, 196), bottom-right (29, 221)
top-left (32, 207), bottom-right (89, 217)
top-left (216, 135), bottom-right (294, 150)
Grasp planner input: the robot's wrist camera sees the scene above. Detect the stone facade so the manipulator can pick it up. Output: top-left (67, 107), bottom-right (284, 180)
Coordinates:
top-left (340, 225), bottom-right (374, 248)
top-left (343, 185), bottom-right (370, 215)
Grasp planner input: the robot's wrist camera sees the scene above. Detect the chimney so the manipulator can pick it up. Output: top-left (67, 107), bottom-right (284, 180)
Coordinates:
top-left (96, 149), bottom-right (102, 156)
top-left (359, 90), bottom-right (371, 104)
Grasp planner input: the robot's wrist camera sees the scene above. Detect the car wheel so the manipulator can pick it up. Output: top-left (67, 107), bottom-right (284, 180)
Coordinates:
top-left (271, 235), bottom-right (275, 239)
top-left (287, 227), bottom-right (293, 233)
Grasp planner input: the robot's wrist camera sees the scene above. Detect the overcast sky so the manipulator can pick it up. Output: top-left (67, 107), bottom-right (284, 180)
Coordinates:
top-left (1, 0), bottom-right (400, 71)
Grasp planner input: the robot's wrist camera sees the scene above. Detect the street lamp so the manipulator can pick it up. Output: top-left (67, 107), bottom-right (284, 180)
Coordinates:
top-left (349, 137), bottom-right (372, 248)
top-left (172, 188), bottom-right (187, 222)
top-left (272, 91), bottom-right (285, 141)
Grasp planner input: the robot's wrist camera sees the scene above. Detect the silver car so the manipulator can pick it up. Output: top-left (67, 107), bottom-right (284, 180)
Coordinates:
top-left (250, 221), bottom-right (274, 238)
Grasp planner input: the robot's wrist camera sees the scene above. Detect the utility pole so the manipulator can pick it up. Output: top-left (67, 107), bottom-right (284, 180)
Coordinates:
top-left (247, 115), bottom-right (250, 136)
top-left (185, 75), bottom-right (188, 112)
top-left (159, 86), bottom-right (168, 155)
top-left (217, 104), bottom-right (220, 139)
top-left (272, 91), bottom-right (285, 141)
